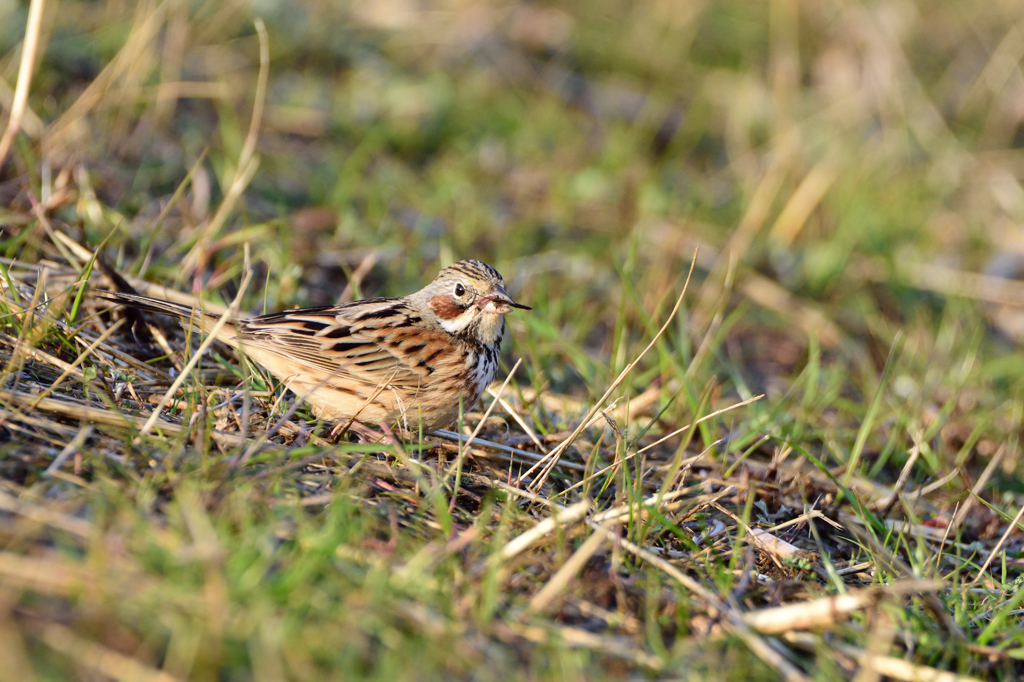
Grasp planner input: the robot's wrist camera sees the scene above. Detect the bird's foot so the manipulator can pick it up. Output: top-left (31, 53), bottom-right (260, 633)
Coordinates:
top-left (331, 420), bottom-right (407, 447)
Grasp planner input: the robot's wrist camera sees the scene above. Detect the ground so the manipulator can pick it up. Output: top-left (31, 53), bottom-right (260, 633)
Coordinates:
top-left (2, 0), bottom-right (1024, 680)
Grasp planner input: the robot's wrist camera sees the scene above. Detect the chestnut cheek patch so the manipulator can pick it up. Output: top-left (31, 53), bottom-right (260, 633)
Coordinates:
top-left (429, 295), bottom-right (466, 320)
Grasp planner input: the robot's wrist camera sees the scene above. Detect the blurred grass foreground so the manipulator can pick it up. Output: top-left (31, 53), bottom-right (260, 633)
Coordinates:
top-left (4, 0), bottom-right (1024, 679)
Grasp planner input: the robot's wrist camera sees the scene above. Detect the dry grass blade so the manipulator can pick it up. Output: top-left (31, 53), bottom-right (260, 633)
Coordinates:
top-left (526, 527), bottom-right (607, 613)
top-left (44, 2), bottom-right (168, 154)
top-left (904, 468), bottom-right (962, 503)
top-left (875, 431), bottom-right (923, 514)
top-left (498, 622), bottom-right (663, 670)
top-left (969, 501), bottom-right (1024, 586)
top-left (0, 0), bottom-right (45, 169)
top-left (894, 262), bottom-right (1024, 308)
top-left (746, 528), bottom-right (802, 561)
top-left (523, 253), bottom-right (697, 491)
top-left (1, 389), bottom-right (241, 451)
top-left (846, 652), bottom-right (983, 682)
top-left (36, 622), bottom-right (182, 682)
top-left (0, 491), bottom-right (92, 537)
top-left (765, 509), bottom-right (842, 534)
top-left (743, 580), bottom-right (944, 634)
top-left (182, 19), bottom-right (269, 277)
top-left (0, 551), bottom-right (93, 595)
top-left (695, 143), bottom-right (791, 318)
top-left (638, 394), bottom-right (763, 455)
top-left (590, 486), bottom-right (714, 525)
top-left (784, 632), bottom-right (984, 682)
top-left (769, 161), bottom-right (838, 247)
top-left (43, 424), bottom-right (95, 478)
top-left (950, 443), bottom-right (1005, 531)
top-left (485, 386), bottom-right (547, 452)
top-left (500, 500), bottom-right (590, 561)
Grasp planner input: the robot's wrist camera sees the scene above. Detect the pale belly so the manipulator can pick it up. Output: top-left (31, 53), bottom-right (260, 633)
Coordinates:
top-left (244, 344), bottom-right (490, 430)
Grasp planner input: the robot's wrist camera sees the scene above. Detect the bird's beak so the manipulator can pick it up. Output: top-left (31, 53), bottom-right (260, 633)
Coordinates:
top-left (477, 287), bottom-right (531, 313)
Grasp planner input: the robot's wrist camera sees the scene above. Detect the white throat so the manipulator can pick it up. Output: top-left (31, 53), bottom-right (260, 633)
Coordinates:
top-left (438, 309), bottom-right (505, 347)
top-left (438, 310), bottom-right (477, 335)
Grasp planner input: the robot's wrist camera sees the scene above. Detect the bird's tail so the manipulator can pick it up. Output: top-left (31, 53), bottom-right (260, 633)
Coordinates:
top-left (98, 291), bottom-right (239, 346)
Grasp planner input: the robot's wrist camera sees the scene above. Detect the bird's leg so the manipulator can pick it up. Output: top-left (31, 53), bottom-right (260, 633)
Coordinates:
top-left (332, 420), bottom-right (411, 470)
top-left (375, 422), bottom-right (407, 447)
top-left (331, 419), bottom-right (381, 443)
top-left (376, 422), bottom-right (415, 468)
top-left (330, 420), bottom-right (410, 453)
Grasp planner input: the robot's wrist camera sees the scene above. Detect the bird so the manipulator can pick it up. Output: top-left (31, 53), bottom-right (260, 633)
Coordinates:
top-left (101, 259), bottom-right (529, 431)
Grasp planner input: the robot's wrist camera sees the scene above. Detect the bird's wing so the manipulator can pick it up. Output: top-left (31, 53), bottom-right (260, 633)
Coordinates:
top-left (238, 298), bottom-right (452, 391)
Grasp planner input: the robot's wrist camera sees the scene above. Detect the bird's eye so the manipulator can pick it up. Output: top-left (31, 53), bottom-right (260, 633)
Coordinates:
top-left (454, 283), bottom-right (466, 297)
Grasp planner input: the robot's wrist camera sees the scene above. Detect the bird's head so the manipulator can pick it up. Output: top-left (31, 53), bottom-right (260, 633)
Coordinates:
top-left (414, 259), bottom-right (530, 346)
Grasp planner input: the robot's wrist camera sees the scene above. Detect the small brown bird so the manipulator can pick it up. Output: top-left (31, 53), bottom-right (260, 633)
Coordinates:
top-left (103, 260), bottom-right (529, 430)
